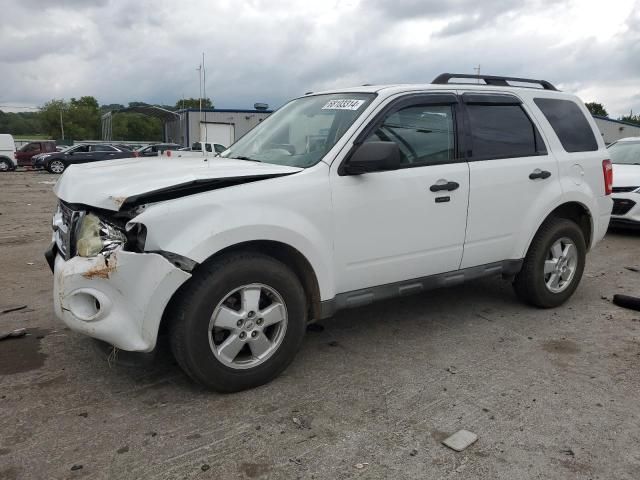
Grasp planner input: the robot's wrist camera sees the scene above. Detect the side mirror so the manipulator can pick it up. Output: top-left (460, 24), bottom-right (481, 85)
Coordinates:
top-left (342, 141), bottom-right (400, 175)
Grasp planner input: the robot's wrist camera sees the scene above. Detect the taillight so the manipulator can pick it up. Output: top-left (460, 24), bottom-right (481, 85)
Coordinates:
top-left (602, 159), bottom-right (613, 195)
top-left (133, 151), bottom-right (139, 157)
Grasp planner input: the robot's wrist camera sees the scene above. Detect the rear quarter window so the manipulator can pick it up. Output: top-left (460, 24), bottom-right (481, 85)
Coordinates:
top-left (533, 98), bottom-right (598, 152)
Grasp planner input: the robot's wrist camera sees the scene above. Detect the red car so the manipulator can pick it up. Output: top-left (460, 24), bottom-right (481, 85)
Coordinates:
top-left (15, 141), bottom-right (56, 167)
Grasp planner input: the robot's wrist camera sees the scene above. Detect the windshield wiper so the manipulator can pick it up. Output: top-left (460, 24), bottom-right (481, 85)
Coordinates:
top-left (232, 156), bottom-right (261, 162)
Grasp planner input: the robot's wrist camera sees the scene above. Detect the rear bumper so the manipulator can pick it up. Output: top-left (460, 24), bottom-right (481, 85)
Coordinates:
top-left (52, 248), bottom-right (191, 352)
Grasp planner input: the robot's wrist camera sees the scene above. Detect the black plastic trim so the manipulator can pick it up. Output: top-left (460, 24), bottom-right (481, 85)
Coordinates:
top-left (461, 93), bottom-right (522, 105)
top-left (319, 259), bottom-right (523, 318)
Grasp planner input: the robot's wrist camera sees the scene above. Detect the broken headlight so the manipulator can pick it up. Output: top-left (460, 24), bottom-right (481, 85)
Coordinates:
top-left (76, 213), bottom-right (127, 257)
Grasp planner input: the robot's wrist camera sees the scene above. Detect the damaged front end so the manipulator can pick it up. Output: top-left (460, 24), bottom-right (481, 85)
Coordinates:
top-left (47, 200), bottom-right (194, 352)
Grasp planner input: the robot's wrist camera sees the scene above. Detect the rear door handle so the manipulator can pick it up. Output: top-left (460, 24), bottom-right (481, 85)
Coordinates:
top-left (430, 181), bottom-right (460, 192)
top-left (529, 169), bottom-right (551, 180)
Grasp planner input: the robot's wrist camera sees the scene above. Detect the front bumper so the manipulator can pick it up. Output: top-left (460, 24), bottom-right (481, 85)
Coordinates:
top-left (610, 192), bottom-right (640, 228)
top-left (52, 247), bottom-right (191, 352)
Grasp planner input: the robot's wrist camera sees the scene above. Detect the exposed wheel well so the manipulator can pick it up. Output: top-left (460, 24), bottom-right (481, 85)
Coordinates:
top-left (546, 202), bottom-right (592, 247)
top-left (160, 241), bottom-right (322, 335)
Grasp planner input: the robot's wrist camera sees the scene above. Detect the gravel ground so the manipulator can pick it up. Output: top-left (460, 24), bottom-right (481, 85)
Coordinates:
top-left (1, 170), bottom-right (639, 480)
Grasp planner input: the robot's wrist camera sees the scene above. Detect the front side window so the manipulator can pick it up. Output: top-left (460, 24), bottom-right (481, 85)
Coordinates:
top-left (364, 104), bottom-right (456, 166)
top-left (467, 104), bottom-right (546, 159)
top-left (222, 93), bottom-right (375, 168)
top-left (608, 141), bottom-right (640, 165)
top-left (534, 98), bottom-right (598, 152)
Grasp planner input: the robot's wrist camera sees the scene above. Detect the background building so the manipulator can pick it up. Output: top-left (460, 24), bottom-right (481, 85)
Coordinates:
top-left (593, 115), bottom-right (640, 144)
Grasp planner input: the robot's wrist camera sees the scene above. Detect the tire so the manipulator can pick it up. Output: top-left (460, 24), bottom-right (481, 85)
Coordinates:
top-left (0, 158), bottom-right (12, 172)
top-left (47, 159), bottom-right (66, 174)
top-left (168, 251), bottom-right (307, 392)
top-left (514, 217), bottom-right (586, 308)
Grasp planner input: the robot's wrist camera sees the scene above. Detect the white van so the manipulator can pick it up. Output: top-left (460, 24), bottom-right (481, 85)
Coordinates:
top-left (0, 134), bottom-right (17, 171)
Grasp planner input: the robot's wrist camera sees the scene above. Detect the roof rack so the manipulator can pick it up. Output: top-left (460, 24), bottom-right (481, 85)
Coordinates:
top-left (431, 73), bottom-right (558, 91)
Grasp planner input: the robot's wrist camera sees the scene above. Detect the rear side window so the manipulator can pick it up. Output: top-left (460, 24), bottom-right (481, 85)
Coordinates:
top-left (533, 98), bottom-right (598, 152)
top-left (466, 105), bottom-right (546, 160)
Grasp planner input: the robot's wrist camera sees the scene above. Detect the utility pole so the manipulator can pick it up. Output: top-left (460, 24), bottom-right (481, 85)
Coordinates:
top-left (59, 108), bottom-right (65, 140)
top-left (202, 52), bottom-right (207, 143)
top-left (473, 64), bottom-right (481, 83)
top-left (197, 63), bottom-right (202, 141)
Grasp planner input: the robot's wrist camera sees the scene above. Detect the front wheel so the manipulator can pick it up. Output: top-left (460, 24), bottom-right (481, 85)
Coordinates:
top-left (513, 217), bottom-right (586, 308)
top-left (169, 252), bottom-right (307, 392)
top-left (47, 160), bottom-right (66, 174)
top-left (0, 158), bottom-right (12, 172)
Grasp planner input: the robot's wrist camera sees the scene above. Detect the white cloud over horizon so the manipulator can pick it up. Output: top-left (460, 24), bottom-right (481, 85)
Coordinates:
top-left (0, 0), bottom-right (638, 117)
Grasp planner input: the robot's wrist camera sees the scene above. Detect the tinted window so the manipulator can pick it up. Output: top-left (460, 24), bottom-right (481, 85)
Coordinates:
top-left (214, 144), bottom-right (226, 153)
top-left (365, 104), bottom-right (456, 166)
top-left (534, 98), bottom-right (598, 152)
top-left (467, 105), bottom-right (546, 159)
top-left (205, 143), bottom-right (213, 152)
top-left (92, 145), bottom-right (116, 152)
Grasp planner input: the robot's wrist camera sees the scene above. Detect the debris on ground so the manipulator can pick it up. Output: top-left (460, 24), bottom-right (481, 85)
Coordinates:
top-left (409, 449), bottom-right (418, 456)
top-left (0, 305), bottom-right (28, 315)
top-left (446, 366), bottom-right (458, 374)
top-left (26, 262), bottom-right (34, 266)
top-left (442, 430), bottom-right (478, 452)
top-left (612, 294), bottom-right (640, 312)
top-left (0, 328), bottom-right (27, 341)
top-left (354, 463), bottom-right (369, 469)
top-left (561, 448), bottom-right (575, 456)
top-left (201, 464), bottom-right (210, 471)
top-left (624, 266), bottom-right (639, 273)
top-left (70, 464), bottom-right (83, 471)
top-left (291, 416), bottom-right (311, 429)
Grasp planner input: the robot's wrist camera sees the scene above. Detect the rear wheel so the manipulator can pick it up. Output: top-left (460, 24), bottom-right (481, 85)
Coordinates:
top-left (48, 160), bottom-right (66, 174)
top-left (169, 251), bottom-right (307, 392)
top-left (513, 217), bottom-right (586, 308)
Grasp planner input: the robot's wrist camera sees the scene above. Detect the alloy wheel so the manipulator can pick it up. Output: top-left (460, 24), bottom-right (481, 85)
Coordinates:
top-left (208, 283), bottom-right (288, 369)
top-left (49, 160), bottom-right (65, 174)
top-left (544, 237), bottom-right (578, 293)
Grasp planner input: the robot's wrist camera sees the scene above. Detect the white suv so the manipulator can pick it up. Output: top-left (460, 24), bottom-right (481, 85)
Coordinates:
top-left (47, 74), bottom-right (613, 392)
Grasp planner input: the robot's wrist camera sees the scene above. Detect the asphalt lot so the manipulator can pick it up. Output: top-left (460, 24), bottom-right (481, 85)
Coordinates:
top-left (1, 170), bottom-right (639, 479)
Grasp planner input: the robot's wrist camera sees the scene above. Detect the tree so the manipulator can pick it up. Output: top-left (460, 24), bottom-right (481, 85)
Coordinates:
top-left (112, 113), bottom-right (163, 141)
top-left (585, 102), bottom-right (608, 117)
top-left (175, 98), bottom-right (213, 109)
top-left (40, 96), bottom-right (101, 140)
top-left (619, 113), bottom-right (640, 126)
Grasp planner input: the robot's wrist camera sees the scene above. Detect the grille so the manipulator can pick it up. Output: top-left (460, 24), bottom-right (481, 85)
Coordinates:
top-left (52, 202), bottom-right (84, 260)
top-left (612, 198), bottom-right (636, 216)
top-left (612, 186), bottom-right (639, 193)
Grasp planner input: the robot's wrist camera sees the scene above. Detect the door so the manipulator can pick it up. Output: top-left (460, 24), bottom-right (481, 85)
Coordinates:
top-left (201, 123), bottom-right (234, 146)
top-left (459, 92), bottom-right (562, 268)
top-left (331, 94), bottom-right (470, 294)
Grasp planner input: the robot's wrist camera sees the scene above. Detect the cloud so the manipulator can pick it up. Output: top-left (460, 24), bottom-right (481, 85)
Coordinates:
top-left (0, 0), bottom-right (638, 118)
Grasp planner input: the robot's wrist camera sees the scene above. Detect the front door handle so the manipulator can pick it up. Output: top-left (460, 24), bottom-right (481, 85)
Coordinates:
top-left (430, 181), bottom-right (460, 192)
top-left (529, 169), bottom-right (551, 180)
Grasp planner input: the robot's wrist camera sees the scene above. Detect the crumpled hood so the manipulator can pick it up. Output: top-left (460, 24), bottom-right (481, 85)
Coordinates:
top-left (612, 163), bottom-right (640, 188)
top-left (54, 156), bottom-right (302, 211)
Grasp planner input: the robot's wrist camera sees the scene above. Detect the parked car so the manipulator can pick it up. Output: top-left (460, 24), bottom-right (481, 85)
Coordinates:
top-left (47, 73), bottom-right (612, 392)
top-left (190, 141), bottom-right (227, 154)
top-left (15, 140), bottom-right (56, 167)
top-left (607, 137), bottom-right (640, 228)
top-left (135, 143), bottom-right (182, 157)
top-left (34, 143), bottom-right (133, 173)
top-left (0, 134), bottom-right (17, 172)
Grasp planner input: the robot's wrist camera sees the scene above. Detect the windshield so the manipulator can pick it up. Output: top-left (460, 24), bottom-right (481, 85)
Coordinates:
top-left (221, 93), bottom-right (375, 168)
top-left (608, 141), bottom-right (640, 165)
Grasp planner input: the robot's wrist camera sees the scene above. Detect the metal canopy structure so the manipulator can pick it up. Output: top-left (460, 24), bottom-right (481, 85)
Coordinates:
top-left (101, 105), bottom-right (182, 141)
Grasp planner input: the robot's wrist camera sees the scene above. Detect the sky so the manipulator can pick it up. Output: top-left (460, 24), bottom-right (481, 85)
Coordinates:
top-left (0, 0), bottom-right (638, 117)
